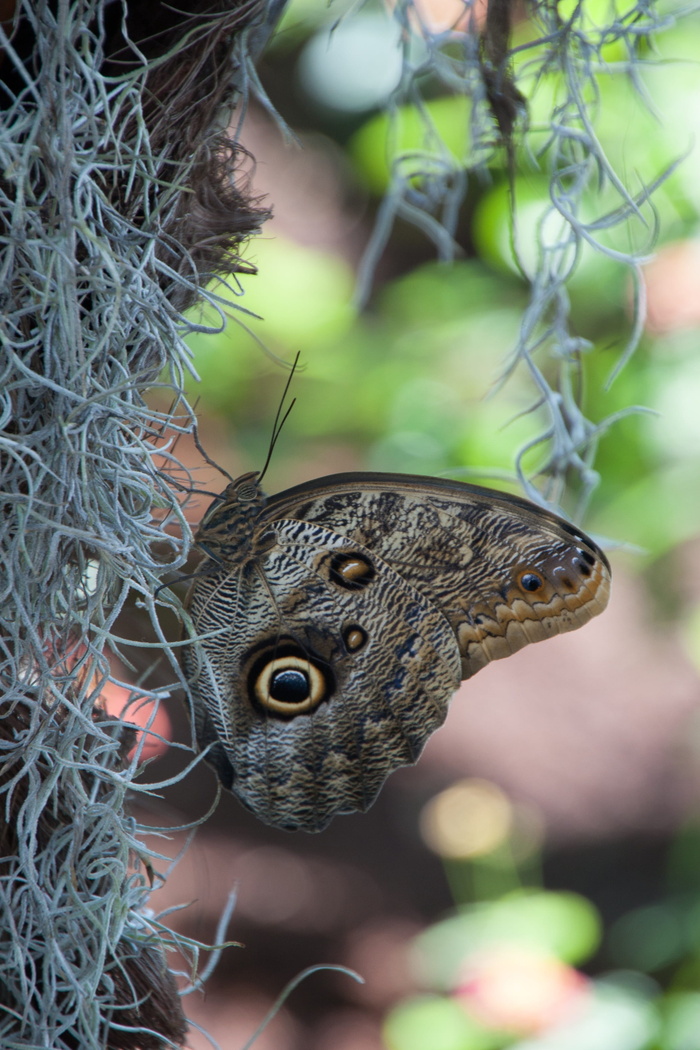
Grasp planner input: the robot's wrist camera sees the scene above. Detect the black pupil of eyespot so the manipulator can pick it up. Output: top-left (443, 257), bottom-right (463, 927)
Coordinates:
top-left (270, 669), bottom-right (310, 703)
top-left (521, 573), bottom-right (542, 591)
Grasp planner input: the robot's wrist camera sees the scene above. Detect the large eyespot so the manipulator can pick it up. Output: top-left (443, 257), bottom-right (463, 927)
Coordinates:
top-left (328, 552), bottom-right (375, 590)
top-left (518, 570), bottom-right (544, 593)
top-left (248, 646), bottom-right (333, 717)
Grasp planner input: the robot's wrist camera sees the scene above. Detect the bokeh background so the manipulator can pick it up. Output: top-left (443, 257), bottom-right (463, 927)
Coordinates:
top-left (120, 0), bottom-right (700, 1046)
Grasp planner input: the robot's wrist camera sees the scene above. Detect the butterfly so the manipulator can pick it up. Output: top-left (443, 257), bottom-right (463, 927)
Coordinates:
top-left (181, 468), bottom-right (611, 832)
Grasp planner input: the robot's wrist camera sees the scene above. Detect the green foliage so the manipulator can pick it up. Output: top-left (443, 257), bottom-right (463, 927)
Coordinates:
top-left (185, 6), bottom-right (700, 556)
top-left (384, 995), bottom-right (502, 1050)
top-left (414, 892), bottom-right (602, 988)
top-left (350, 96), bottom-right (473, 195)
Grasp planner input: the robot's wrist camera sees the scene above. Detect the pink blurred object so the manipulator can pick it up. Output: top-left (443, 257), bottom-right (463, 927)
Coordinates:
top-left (644, 239), bottom-right (700, 335)
top-left (100, 654), bottom-right (172, 763)
top-left (455, 947), bottom-right (590, 1035)
top-left (386, 0), bottom-right (486, 34)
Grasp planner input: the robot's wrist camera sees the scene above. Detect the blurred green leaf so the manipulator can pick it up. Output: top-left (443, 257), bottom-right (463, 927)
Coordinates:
top-left (592, 459), bottom-right (700, 557)
top-left (270, 0), bottom-right (357, 50)
top-left (350, 96), bottom-right (472, 195)
top-left (608, 903), bottom-right (687, 973)
top-left (184, 236), bottom-right (355, 409)
top-left (662, 992), bottom-right (700, 1050)
top-left (414, 891), bottom-right (601, 990)
top-left (383, 995), bottom-right (502, 1050)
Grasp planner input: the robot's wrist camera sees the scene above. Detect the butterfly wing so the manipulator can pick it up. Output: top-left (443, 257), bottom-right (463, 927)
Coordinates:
top-left (183, 518), bottom-right (462, 831)
top-left (262, 473), bottom-right (611, 679)
top-left (184, 472), bottom-right (611, 832)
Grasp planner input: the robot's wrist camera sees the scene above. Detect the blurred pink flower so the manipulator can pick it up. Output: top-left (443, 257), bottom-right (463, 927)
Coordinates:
top-left (643, 239), bottom-right (700, 335)
top-left (454, 946), bottom-right (590, 1035)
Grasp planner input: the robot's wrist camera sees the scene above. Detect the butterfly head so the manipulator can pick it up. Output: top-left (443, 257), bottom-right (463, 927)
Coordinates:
top-left (195, 471), bottom-right (268, 563)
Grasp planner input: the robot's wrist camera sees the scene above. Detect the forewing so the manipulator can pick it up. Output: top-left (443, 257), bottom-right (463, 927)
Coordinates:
top-left (262, 473), bottom-right (611, 679)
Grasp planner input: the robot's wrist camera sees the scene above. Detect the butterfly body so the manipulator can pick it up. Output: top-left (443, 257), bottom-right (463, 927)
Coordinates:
top-left (182, 472), bottom-right (611, 832)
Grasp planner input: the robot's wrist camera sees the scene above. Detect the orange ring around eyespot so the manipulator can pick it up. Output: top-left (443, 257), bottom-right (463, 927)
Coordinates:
top-left (517, 570), bottom-right (544, 593)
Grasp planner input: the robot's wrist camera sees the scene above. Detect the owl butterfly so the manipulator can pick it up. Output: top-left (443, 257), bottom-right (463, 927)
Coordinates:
top-left (182, 464), bottom-right (611, 832)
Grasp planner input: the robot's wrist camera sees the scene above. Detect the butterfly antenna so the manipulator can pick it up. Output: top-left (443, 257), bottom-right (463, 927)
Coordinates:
top-left (258, 352), bottom-right (300, 484)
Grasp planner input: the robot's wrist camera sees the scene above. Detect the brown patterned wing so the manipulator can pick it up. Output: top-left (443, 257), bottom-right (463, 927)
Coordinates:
top-left (262, 472), bottom-right (611, 680)
top-left (182, 517), bottom-right (462, 832)
top-left (183, 471), bottom-right (610, 832)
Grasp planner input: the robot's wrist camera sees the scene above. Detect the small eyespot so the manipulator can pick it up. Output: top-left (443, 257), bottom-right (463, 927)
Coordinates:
top-left (328, 552), bottom-right (375, 590)
top-left (519, 571), bottom-right (544, 593)
top-left (572, 555), bottom-right (592, 577)
top-left (253, 655), bottom-right (328, 715)
top-left (343, 625), bottom-right (368, 653)
top-left (576, 547), bottom-right (595, 567)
